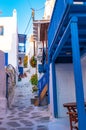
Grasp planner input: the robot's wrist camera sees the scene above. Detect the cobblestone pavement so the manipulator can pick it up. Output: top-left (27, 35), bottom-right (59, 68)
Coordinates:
top-left (0, 79), bottom-right (50, 130)
top-left (0, 75), bottom-right (70, 130)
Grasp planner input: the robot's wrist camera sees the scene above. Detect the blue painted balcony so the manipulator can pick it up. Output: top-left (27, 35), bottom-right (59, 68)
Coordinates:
top-left (48, 0), bottom-right (86, 129)
top-left (18, 45), bottom-right (25, 53)
top-left (18, 34), bottom-right (26, 53)
top-left (48, 0), bottom-right (86, 63)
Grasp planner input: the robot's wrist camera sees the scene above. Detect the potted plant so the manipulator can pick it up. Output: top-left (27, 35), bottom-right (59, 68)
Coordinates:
top-left (30, 73), bottom-right (38, 93)
top-left (30, 73), bottom-right (39, 106)
top-left (32, 86), bottom-right (38, 93)
top-left (30, 56), bottom-right (37, 68)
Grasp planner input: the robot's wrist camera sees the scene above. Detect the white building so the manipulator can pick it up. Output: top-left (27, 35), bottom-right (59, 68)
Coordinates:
top-left (27, 35), bottom-right (37, 79)
top-left (0, 9), bottom-right (18, 69)
top-left (43, 0), bottom-right (56, 20)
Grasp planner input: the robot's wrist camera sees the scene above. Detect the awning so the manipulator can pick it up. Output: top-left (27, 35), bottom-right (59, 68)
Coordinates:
top-left (33, 20), bottom-right (50, 42)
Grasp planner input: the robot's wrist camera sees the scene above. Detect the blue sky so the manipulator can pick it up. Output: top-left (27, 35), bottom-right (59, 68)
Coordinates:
top-left (0, 0), bottom-right (46, 35)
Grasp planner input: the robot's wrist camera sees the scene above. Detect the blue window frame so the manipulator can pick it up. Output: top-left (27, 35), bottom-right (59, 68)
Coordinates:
top-left (0, 26), bottom-right (4, 35)
top-left (5, 53), bottom-right (8, 66)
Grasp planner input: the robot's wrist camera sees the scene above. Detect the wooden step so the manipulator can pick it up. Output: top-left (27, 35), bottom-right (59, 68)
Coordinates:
top-left (40, 84), bottom-right (48, 101)
top-left (32, 84), bottom-right (48, 106)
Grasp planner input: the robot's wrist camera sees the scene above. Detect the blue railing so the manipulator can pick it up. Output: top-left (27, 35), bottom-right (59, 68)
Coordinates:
top-left (38, 63), bottom-right (48, 73)
top-left (38, 72), bottom-right (48, 96)
top-left (48, 0), bottom-right (67, 48)
top-left (48, 0), bottom-right (86, 49)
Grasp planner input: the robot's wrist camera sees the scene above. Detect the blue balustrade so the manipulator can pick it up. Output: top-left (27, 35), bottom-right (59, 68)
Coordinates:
top-left (38, 72), bottom-right (48, 96)
top-left (48, 0), bottom-right (86, 50)
top-left (48, 0), bottom-right (67, 48)
top-left (48, 0), bottom-right (86, 128)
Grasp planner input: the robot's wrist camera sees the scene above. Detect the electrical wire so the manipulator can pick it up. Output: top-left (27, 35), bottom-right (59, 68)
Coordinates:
top-left (26, 22), bottom-right (33, 36)
top-left (27, 0), bottom-right (45, 12)
top-left (35, 6), bottom-right (45, 11)
top-left (24, 15), bottom-right (32, 34)
top-left (24, 0), bottom-right (46, 36)
top-left (32, 1), bottom-right (50, 12)
top-left (27, 0), bottom-right (32, 8)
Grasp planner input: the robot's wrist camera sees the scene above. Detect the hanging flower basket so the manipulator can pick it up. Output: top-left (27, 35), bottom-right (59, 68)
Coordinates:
top-left (30, 56), bottom-right (37, 68)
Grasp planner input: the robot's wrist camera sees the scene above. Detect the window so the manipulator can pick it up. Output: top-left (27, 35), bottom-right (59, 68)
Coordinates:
top-left (0, 26), bottom-right (4, 35)
top-left (18, 43), bottom-right (25, 52)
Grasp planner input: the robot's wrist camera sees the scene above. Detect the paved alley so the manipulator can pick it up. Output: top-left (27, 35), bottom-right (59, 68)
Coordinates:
top-left (0, 73), bottom-right (70, 130)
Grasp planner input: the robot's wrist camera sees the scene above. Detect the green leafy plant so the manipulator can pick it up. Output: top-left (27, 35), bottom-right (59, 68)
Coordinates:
top-left (30, 56), bottom-right (37, 68)
top-left (30, 73), bottom-right (38, 86)
top-left (30, 73), bottom-right (38, 92)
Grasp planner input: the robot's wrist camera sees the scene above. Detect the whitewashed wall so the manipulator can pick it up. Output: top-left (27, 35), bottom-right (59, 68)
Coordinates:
top-left (81, 56), bottom-right (86, 101)
top-left (44, 0), bottom-right (56, 20)
top-left (49, 63), bottom-right (54, 118)
top-left (55, 64), bottom-right (76, 117)
top-left (0, 9), bottom-right (18, 69)
top-left (55, 56), bottom-right (86, 117)
top-left (28, 41), bottom-right (36, 80)
top-left (37, 41), bottom-right (44, 80)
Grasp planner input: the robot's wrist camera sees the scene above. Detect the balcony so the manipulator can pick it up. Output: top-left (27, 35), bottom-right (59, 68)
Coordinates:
top-left (48, 0), bottom-right (67, 48)
top-left (48, 0), bottom-right (86, 63)
top-left (18, 34), bottom-right (26, 52)
top-left (18, 44), bottom-right (25, 53)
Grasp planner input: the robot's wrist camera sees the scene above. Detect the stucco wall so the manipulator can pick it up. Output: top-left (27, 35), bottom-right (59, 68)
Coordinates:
top-left (44, 0), bottom-right (56, 19)
top-left (49, 64), bottom-right (54, 118)
top-left (0, 9), bottom-right (18, 69)
top-left (55, 64), bottom-right (76, 117)
top-left (55, 56), bottom-right (86, 117)
top-left (81, 56), bottom-right (86, 100)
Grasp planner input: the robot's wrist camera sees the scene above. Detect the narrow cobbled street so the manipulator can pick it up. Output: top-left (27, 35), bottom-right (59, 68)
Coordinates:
top-left (0, 74), bottom-right (50, 130)
top-left (0, 72), bottom-right (69, 130)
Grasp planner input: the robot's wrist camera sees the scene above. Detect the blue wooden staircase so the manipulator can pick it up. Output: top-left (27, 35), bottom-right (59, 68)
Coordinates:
top-left (37, 72), bottom-right (48, 106)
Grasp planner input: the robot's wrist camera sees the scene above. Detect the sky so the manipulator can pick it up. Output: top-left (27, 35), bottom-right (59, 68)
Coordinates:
top-left (0, 0), bottom-right (46, 36)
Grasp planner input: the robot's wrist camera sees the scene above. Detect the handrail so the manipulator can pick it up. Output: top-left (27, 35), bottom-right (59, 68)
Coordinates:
top-left (48, 0), bottom-right (86, 49)
top-left (48, 0), bottom-right (67, 48)
top-left (38, 72), bottom-right (48, 96)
